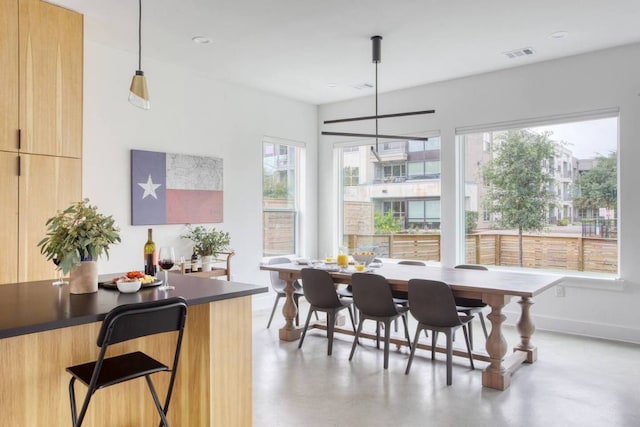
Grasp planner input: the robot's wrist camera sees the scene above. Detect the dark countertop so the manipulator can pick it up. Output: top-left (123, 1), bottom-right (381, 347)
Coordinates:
top-left (0, 272), bottom-right (267, 339)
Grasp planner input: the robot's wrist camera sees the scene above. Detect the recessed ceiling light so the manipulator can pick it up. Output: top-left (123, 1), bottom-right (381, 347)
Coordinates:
top-left (192, 36), bottom-right (212, 45)
top-left (327, 83), bottom-right (338, 88)
top-left (550, 31), bottom-right (569, 39)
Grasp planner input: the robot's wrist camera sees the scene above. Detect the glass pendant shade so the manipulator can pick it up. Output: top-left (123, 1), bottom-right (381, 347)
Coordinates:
top-left (129, 70), bottom-right (150, 110)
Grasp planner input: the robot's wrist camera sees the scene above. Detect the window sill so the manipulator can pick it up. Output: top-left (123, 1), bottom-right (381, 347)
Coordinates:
top-left (481, 265), bottom-right (626, 292)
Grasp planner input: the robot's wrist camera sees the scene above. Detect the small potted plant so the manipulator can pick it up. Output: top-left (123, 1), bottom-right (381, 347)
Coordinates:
top-left (38, 198), bottom-right (121, 294)
top-left (181, 225), bottom-right (231, 271)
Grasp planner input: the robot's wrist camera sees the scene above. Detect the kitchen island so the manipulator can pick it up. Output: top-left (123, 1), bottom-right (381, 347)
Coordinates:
top-left (0, 273), bottom-right (267, 426)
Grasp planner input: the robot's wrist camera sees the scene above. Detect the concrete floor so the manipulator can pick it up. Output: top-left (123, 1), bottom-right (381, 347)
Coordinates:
top-left (252, 302), bottom-right (640, 427)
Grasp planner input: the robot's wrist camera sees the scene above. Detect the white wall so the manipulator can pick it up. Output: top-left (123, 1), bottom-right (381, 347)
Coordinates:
top-left (82, 40), bottom-right (318, 301)
top-left (318, 43), bottom-right (640, 343)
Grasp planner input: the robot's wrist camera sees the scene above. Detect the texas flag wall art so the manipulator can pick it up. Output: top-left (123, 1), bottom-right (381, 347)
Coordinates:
top-left (131, 149), bottom-right (223, 225)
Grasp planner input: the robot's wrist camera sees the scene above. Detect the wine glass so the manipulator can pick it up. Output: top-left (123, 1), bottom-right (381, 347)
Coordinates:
top-left (157, 247), bottom-right (176, 291)
top-left (52, 257), bottom-right (68, 286)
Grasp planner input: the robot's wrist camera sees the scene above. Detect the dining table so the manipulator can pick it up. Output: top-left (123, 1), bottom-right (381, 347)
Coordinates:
top-left (260, 261), bottom-right (563, 390)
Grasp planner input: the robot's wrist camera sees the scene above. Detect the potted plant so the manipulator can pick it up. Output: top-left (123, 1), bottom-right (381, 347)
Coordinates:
top-left (38, 198), bottom-right (121, 294)
top-left (181, 225), bottom-right (231, 272)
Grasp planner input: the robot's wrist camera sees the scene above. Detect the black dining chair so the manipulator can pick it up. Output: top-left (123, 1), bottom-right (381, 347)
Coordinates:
top-left (405, 279), bottom-right (474, 385)
top-left (349, 273), bottom-right (412, 370)
top-left (454, 264), bottom-right (489, 349)
top-left (66, 297), bottom-right (188, 427)
top-left (298, 268), bottom-right (356, 355)
top-left (266, 257), bottom-right (317, 328)
top-left (336, 258), bottom-right (382, 324)
top-left (390, 260), bottom-right (425, 331)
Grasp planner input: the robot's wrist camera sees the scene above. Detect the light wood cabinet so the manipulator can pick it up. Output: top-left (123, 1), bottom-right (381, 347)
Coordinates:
top-left (19, 0), bottom-right (83, 158)
top-left (0, 0), bottom-right (83, 285)
top-left (0, 0), bottom-right (19, 153)
top-left (0, 153), bottom-right (19, 284)
top-left (18, 154), bottom-right (82, 282)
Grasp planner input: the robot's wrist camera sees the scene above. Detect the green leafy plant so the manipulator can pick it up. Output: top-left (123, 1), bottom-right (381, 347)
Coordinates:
top-left (38, 198), bottom-right (121, 274)
top-left (465, 210), bottom-right (479, 234)
top-left (573, 152), bottom-right (617, 213)
top-left (374, 211), bottom-right (402, 234)
top-left (181, 225), bottom-right (231, 257)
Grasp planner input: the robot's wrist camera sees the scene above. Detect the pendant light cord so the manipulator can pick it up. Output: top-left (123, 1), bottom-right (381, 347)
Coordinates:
top-left (375, 60), bottom-right (379, 152)
top-left (137, 0), bottom-right (142, 70)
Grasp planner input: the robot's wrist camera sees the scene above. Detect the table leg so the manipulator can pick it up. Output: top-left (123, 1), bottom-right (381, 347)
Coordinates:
top-left (515, 296), bottom-right (537, 363)
top-left (482, 294), bottom-right (515, 390)
top-left (278, 272), bottom-right (301, 341)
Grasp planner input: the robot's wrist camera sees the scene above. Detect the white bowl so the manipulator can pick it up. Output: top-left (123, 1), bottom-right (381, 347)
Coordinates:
top-left (116, 279), bottom-right (141, 293)
top-left (352, 252), bottom-right (377, 266)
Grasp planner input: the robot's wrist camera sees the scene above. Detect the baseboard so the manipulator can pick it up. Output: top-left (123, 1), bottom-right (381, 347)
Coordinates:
top-left (503, 310), bottom-right (640, 345)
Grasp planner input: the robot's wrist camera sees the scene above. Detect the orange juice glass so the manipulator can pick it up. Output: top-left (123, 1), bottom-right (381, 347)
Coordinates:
top-left (337, 253), bottom-right (349, 268)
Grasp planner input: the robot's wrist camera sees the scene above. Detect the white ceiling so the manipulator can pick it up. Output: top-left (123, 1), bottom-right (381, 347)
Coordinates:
top-left (51, 0), bottom-right (640, 105)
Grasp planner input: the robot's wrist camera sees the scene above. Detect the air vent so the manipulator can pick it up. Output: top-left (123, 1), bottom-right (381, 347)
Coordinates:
top-left (352, 83), bottom-right (374, 90)
top-left (503, 47), bottom-right (535, 59)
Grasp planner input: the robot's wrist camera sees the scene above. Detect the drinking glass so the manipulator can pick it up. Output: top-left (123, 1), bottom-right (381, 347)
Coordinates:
top-left (157, 247), bottom-right (176, 291)
top-left (52, 258), bottom-right (68, 286)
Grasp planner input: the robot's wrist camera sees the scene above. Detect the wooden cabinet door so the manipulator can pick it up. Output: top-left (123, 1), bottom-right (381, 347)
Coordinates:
top-left (0, 152), bottom-right (19, 284)
top-left (19, 0), bottom-right (83, 158)
top-left (18, 154), bottom-right (82, 282)
top-left (0, 0), bottom-right (19, 152)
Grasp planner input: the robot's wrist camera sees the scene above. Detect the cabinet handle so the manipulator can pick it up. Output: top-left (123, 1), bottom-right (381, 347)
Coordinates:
top-left (17, 128), bottom-right (21, 150)
top-left (17, 156), bottom-right (21, 177)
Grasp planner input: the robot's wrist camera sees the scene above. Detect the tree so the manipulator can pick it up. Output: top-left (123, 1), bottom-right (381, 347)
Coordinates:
top-left (262, 175), bottom-right (289, 199)
top-left (374, 211), bottom-right (402, 234)
top-left (482, 129), bottom-right (557, 266)
top-left (465, 210), bottom-right (478, 234)
top-left (573, 152), bottom-right (617, 214)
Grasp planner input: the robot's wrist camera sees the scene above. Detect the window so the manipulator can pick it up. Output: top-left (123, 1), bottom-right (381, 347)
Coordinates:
top-left (382, 200), bottom-right (406, 219)
top-left (340, 136), bottom-right (442, 261)
top-left (263, 141), bottom-right (301, 256)
top-left (383, 164), bottom-right (406, 179)
top-left (407, 199), bottom-right (441, 230)
top-left (343, 166), bottom-right (359, 186)
top-left (407, 160), bottom-right (441, 179)
top-left (459, 116), bottom-right (618, 275)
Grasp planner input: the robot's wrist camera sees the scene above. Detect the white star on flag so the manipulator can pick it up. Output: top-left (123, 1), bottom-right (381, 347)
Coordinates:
top-left (138, 174), bottom-right (162, 199)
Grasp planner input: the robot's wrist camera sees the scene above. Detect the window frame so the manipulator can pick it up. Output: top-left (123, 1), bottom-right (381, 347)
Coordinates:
top-left (262, 137), bottom-right (305, 258)
top-left (455, 109), bottom-right (620, 278)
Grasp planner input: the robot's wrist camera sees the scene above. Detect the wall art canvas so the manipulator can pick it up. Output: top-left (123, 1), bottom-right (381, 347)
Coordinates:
top-left (131, 149), bottom-right (223, 225)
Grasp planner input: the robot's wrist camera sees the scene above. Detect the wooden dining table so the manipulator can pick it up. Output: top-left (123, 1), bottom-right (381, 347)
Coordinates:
top-left (260, 261), bottom-right (563, 390)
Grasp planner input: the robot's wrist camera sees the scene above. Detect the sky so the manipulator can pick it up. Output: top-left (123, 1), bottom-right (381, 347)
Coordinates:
top-left (533, 117), bottom-right (617, 159)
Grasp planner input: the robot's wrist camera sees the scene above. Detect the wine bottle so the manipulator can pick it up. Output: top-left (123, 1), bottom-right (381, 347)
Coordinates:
top-left (144, 228), bottom-right (157, 276)
top-left (191, 249), bottom-right (200, 272)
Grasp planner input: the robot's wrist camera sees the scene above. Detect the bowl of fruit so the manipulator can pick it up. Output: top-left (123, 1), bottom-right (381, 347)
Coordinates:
top-left (352, 251), bottom-right (377, 267)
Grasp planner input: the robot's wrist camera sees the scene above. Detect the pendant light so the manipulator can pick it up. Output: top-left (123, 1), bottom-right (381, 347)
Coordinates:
top-left (129, 0), bottom-right (150, 109)
top-left (321, 36), bottom-right (435, 158)
top-left (372, 35), bottom-right (382, 160)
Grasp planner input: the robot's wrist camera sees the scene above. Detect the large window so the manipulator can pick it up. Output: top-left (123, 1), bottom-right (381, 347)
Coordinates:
top-left (341, 137), bottom-right (442, 261)
top-left (263, 141), bottom-right (300, 256)
top-left (459, 116), bottom-right (618, 275)
top-left (407, 199), bottom-right (441, 229)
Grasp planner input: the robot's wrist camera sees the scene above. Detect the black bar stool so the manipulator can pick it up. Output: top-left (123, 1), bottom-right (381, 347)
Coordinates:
top-left (66, 297), bottom-right (188, 426)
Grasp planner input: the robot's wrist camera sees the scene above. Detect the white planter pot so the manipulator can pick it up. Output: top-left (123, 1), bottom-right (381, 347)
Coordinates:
top-left (201, 255), bottom-right (213, 272)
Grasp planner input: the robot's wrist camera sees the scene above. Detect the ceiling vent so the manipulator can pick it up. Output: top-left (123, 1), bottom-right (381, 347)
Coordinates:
top-left (503, 47), bottom-right (535, 59)
top-left (352, 83), bottom-right (374, 90)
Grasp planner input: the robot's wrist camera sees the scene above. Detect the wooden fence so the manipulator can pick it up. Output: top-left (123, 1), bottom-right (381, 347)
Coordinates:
top-left (345, 233), bottom-right (618, 274)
